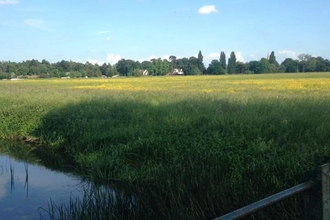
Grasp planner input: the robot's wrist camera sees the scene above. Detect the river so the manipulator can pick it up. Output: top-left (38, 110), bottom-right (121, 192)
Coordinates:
top-left (0, 140), bottom-right (85, 220)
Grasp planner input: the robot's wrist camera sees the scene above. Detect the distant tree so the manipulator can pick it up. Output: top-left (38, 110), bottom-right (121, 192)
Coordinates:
top-left (305, 57), bottom-right (318, 72)
top-left (169, 55), bottom-right (176, 62)
top-left (84, 62), bottom-right (102, 77)
top-left (29, 66), bottom-right (40, 75)
top-left (206, 60), bottom-right (225, 74)
top-left (71, 62), bottom-right (85, 72)
top-left (169, 55), bottom-right (177, 72)
top-left (188, 56), bottom-right (198, 66)
top-left (100, 63), bottom-right (117, 77)
top-left (68, 71), bottom-right (81, 78)
top-left (220, 51), bottom-right (226, 71)
top-left (315, 56), bottom-right (326, 72)
top-left (248, 60), bottom-right (259, 73)
top-left (41, 59), bottom-right (51, 69)
top-left (187, 56), bottom-right (201, 75)
top-left (197, 50), bottom-right (206, 73)
top-left (5, 62), bottom-right (17, 75)
top-left (281, 58), bottom-right (299, 73)
top-left (176, 58), bottom-right (189, 73)
top-left (58, 60), bottom-right (71, 72)
top-left (29, 59), bottom-right (40, 67)
top-left (298, 54), bottom-right (312, 62)
top-left (116, 59), bottom-right (136, 76)
top-left (141, 61), bottom-right (152, 71)
top-left (255, 58), bottom-right (272, 73)
top-left (236, 62), bottom-right (247, 74)
top-left (324, 59), bottom-right (330, 71)
top-left (269, 51), bottom-right (279, 66)
top-left (185, 66), bottom-right (201, 75)
top-left (17, 64), bottom-right (29, 76)
top-left (38, 64), bottom-right (48, 74)
top-left (150, 58), bottom-right (170, 75)
top-left (49, 69), bottom-right (60, 78)
top-left (227, 51), bottom-right (237, 74)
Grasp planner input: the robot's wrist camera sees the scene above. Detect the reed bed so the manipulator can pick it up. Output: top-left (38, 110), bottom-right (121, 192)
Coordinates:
top-left (1, 73), bottom-right (330, 219)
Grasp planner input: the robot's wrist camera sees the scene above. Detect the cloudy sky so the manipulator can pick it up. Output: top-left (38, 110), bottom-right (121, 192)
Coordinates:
top-left (0, 0), bottom-right (330, 65)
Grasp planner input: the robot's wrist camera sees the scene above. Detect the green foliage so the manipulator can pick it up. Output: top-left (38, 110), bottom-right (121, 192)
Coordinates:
top-left (227, 51), bottom-right (237, 74)
top-left (197, 50), bottom-right (206, 73)
top-left (282, 58), bottom-right (299, 73)
top-left (269, 51), bottom-right (278, 66)
top-left (220, 51), bottom-right (226, 70)
top-left (255, 58), bottom-right (273, 73)
top-left (206, 60), bottom-right (225, 74)
top-left (0, 51), bottom-right (330, 80)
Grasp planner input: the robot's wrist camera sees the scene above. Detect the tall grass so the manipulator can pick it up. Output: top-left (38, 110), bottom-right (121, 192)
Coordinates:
top-left (1, 73), bottom-right (330, 219)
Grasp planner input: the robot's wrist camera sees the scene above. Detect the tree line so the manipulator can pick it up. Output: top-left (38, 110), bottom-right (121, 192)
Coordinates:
top-left (1, 51), bottom-right (330, 79)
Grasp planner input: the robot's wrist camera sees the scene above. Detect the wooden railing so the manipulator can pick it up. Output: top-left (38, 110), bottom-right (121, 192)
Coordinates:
top-left (214, 163), bottom-right (330, 220)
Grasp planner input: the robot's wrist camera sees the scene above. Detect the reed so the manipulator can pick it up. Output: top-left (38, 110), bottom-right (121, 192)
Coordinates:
top-left (1, 73), bottom-right (330, 219)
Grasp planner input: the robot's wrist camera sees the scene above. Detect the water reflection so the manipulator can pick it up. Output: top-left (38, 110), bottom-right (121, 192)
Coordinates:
top-left (0, 141), bottom-right (84, 220)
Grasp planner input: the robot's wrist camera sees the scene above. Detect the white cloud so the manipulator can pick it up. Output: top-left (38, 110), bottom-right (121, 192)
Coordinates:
top-left (235, 51), bottom-right (245, 62)
top-left (204, 52), bottom-right (220, 64)
top-left (198, 5), bottom-right (218, 14)
top-left (107, 53), bottom-right (121, 65)
top-left (106, 37), bottom-right (111, 41)
top-left (278, 50), bottom-right (298, 59)
top-left (202, 53), bottom-right (219, 66)
top-left (0, 0), bottom-right (19, 5)
top-left (24, 19), bottom-right (54, 31)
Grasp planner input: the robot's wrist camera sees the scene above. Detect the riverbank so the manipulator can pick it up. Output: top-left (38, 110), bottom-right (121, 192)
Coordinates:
top-left (1, 74), bottom-right (330, 219)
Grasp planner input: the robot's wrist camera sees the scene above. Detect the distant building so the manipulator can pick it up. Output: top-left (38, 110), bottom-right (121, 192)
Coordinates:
top-left (172, 68), bottom-right (184, 75)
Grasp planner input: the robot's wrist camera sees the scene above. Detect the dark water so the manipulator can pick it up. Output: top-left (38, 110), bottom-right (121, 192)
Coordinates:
top-left (0, 141), bottom-right (84, 220)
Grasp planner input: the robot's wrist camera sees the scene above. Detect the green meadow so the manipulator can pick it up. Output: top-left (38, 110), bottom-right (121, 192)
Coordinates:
top-left (1, 73), bottom-right (330, 219)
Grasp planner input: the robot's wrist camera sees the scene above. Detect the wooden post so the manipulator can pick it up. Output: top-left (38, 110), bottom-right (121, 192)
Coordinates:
top-left (304, 163), bottom-right (330, 220)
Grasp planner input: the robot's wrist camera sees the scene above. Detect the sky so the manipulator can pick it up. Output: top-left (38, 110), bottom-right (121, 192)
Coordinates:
top-left (0, 0), bottom-right (330, 66)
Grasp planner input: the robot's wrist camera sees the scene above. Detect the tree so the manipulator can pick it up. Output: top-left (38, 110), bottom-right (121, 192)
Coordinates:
top-left (269, 51), bottom-right (278, 66)
top-left (116, 59), bottom-right (136, 76)
top-left (197, 50), bottom-right (206, 74)
top-left (38, 64), bottom-right (48, 75)
top-left (169, 55), bottom-right (177, 72)
top-left (227, 51), bottom-right (237, 74)
top-left (169, 55), bottom-right (176, 62)
top-left (281, 58), bottom-right (298, 73)
top-left (206, 60), bottom-right (225, 74)
top-left (298, 54), bottom-right (312, 62)
top-left (316, 56), bottom-right (326, 72)
top-left (100, 63), bottom-right (117, 77)
top-left (255, 58), bottom-right (272, 73)
top-left (141, 61), bottom-right (152, 71)
top-left (236, 62), bottom-right (247, 74)
top-left (187, 56), bottom-right (201, 75)
top-left (150, 58), bottom-right (170, 75)
top-left (324, 59), bottom-right (330, 71)
top-left (248, 61), bottom-right (259, 73)
top-left (220, 51), bottom-right (226, 71)
top-left (305, 57), bottom-right (318, 72)
top-left (58, 60), bottom-right (71, 72)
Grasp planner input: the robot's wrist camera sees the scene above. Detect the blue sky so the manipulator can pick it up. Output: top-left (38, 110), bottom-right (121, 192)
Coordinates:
top-left (0, 0), bottom-right (330, 65)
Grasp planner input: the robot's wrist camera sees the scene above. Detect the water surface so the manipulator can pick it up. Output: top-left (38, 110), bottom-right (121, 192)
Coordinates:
top-left (0, 141), bottom-right (84, 220)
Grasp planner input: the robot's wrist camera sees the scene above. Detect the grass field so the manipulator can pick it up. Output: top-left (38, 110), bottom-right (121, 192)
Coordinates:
top-left (1, 73), bottom-right (330, 219)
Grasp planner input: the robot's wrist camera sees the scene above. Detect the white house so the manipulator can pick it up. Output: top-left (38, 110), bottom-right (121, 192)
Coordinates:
top-left (172, 68), bottom-right (184, 75)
